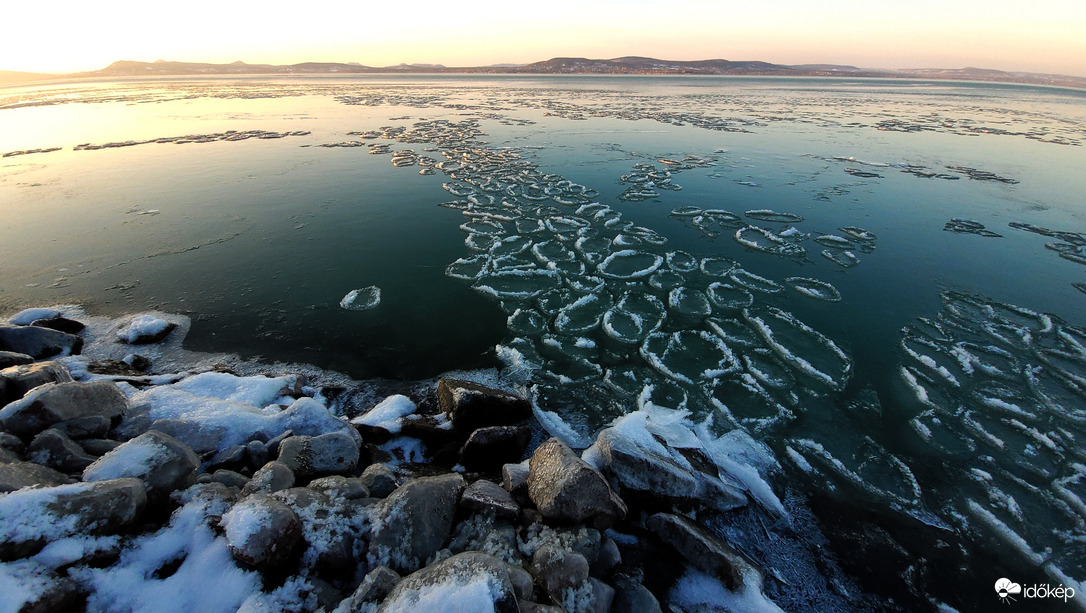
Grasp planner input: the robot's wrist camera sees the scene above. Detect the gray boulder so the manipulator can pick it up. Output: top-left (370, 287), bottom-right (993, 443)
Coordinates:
top-left (646, 512), bottom-right (755, 591)
top-left (527, 438), bottom-right (626, 522)
top-left (437, 379), bottom-right (532, 432)
top-left (0, 361), bottom-right (72, 405)
top-left (51, 414), bottom-right (112, 439)
top-left (78, 438), bottom-right (121, 456)
top-left (589, 427), bottom-right (747, 511)
top-left (83, 431), bottom-right (200, 501)
top-left (359, 463), bottom-right (398, 498)
top-left (461, 478), bottom-right (520, 519)
top-left (336, 564), bottom-right (400, 611)
top-left (209, 470), bottom-right (250, 490)
top-left (519, 604), bottom-right (565, 613)
top-left (277, 431), bottom-right (360, 479)
top-left (506, 563), bottom-right (534, 601)
top-left (308, 475), bottom-right (370, 500)
top-left (459, 425), bottom-right (531, 471)
top-left (530, 544), bottom-right (589, 597)
top-left (0, 461), bottom-right (71, 493)
top-left (27, 428), bottom-right (97, 473)
top-left (0, 380), bottom-right (127, 438)
top-left (0, 325), bottom-right (82, 359)
top-left (221, 493), bottom-right (303, 568)
top-left (0, 432), bottom-right (24, 454)
top-left (367, 473), bottom-right (465, 574)
top-left (241, 460), bottom-right (295, 496)
top-left (0, 446), bottom-right (19, 464)
top-left (0, 478), bottom-right (146, 559)
top-left (611, 575), bottom-right (662, 613)
top-left (0, 351), bottom-right (33, 369)
top-left (584, 578), bottom-right (615, 613)
top-left (377, 551), bottom-right (518, 613)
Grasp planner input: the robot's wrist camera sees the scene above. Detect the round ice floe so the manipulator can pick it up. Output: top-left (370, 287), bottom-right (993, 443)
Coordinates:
top-left (460, 220), bottom-right (505, 235)
top-left (465, 233), bottom-right (499, 252)
top-left (612, 233), bottom-right (643, 247)
top-left (446, 255), bottom-right (489, 280)
top-left (742, 349), bottom-right (796, 390)
top-left (490, 255), bottom-right (536, 271)
top-left (668, 287), bottom-right (712, 317)
top-left (546, 216), bottom-right (590, 233)
top-left (735, 225), bottom-right (789, 254)
top-left (564, 274), bottom-right (606, 294)
top-left (540, 334), bottom-right (599, 361)
top-left (532, 240), bottom-right (577, 265)
top-left (489, 235), bottom-right (532, 257)
top-left (472, 269), bottom-right (562, 301)
top-left (640, 330), bottom-right (740, 385)
top-left (670, 206), bottom-right (703, 217)
top-left (573, 236), bottom-right (612, 265)
top-left (787, 437), bottom-right (922, 509)
top-left (508, 308), bottom-right (549, 335)
top-left (744, 307), bottom-right (852, 390)
top-left (838, 226), bottom-right (877, 244)
top-left (602, 308), bottom-right (647, 344)
top-left (814, 235), bottom-right (854, 250)
top-left (702, 210), bottom-right (745, 229)
top-left (515, 218), bottom-right (545, 234)
top-left (707, 282), bottom-right (754, 311)
top-left (340, 286), bottom-right (381, 311)
top-left (554, 292), bottom-right (612, 334)
top-left (785, 277), bottom-right (842, 302)
top-left (666, 251), bottom-right (698, 273)
top-left (699, 257), bottom-right (737, 277)
top-left (706, 317), bottom-right (763, 349)
top-left (712, 374), bottom-right (794, 431)
top-left (618, 292), bottom-right (666, 323)
top-left (728, 269), bottom-right (784, 294)
top-left (821, 249), bottom-right (860, 268)
top-left (648, 271), bottom-right (685, 290)
top-left (745, 209), bottom-right (804, 223)
top-left (598, 250), bottom-right (664, 279)
top-left (603, 367), bottom-right (648, 395)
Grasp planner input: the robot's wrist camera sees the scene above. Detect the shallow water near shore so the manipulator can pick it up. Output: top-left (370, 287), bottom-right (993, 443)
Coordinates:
top-left (3, 75), bottom-right (1086, 611)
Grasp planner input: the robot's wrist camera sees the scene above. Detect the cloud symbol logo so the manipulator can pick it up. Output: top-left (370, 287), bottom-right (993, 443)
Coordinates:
top-left (995, 578), bottom-right (1022, 602)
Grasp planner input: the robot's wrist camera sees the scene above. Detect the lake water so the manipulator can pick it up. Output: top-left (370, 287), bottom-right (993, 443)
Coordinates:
top-left (2, 75), bottom-right (1085, 611)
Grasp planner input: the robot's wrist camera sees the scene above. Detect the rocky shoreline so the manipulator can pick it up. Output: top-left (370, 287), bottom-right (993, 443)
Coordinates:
top-left (0, 305), bottom-right (794, 612)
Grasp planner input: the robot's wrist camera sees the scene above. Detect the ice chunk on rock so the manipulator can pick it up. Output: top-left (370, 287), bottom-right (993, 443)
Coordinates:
top-left (351, 394), bottom-right (417, 433)
top-left (116, 315), bottom-right (176, 344)
top-left (8, 308), bottom-right (63, 326)
top-left (340, 286), bottom-right (382, 311)
top-left (222, 494), bottom-right (303, 568)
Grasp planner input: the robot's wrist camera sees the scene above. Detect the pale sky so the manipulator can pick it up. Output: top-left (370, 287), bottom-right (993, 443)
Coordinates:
top-left (4, 0), bottom-right (1086, 76)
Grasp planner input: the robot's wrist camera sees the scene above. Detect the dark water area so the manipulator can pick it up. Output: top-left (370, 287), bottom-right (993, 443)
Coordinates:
top-left (2, 75), bottom-right (1085, 611)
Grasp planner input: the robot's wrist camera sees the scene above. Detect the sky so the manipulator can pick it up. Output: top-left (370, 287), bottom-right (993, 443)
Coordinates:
top-left (4, 0), bottom-right (1086, 76)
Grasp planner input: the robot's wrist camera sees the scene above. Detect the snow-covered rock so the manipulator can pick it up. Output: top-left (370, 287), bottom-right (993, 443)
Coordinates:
top-left (335, 565), bottom-right (400, 612)
top-left (527, 438), bottom-right (626, 522)
top-left (8, 308), bottom-right (63, 326)
top-left (0, 478), bottom-right (146, 558)
top-left (241, 461), bottom-right (295, 496)
top-left (0, 559), bottom-right (81, 612)
top-left (645, 512), bottom-right (756, 591)
top-left (222, 494), bottom-right (303, 568)
top-left (377, 551), bottom-right (519, 613)
top-left (116, 315), bottom-right (176, 344)
top-left (83, 431), bottom-right (200, 501)
top-left (351, 394), bottom-right (417, 433)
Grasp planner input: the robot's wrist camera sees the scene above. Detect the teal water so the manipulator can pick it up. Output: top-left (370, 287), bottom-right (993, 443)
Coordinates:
top-left (2, 76), bottom-right (1085, 610)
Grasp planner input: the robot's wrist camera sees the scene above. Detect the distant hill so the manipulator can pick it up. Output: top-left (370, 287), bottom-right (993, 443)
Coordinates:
top-left (7, 58), bottom-right (1084, 90)
top-left (0, 70), bottom-right (59, 85)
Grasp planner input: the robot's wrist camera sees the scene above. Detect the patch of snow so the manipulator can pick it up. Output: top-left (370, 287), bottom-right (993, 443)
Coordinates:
top-left (117, 315), bottom-right (172, 343)
top-left (669, 567), bottom-right (784, 613)
top-left (0, 560), bottom-right (53, 612)
top-left (171, 372), bottom-right (297, 408)
top-left (8, 308), bottom-right (61, 325)
top-left (351, 395), bottom-right (417, 433)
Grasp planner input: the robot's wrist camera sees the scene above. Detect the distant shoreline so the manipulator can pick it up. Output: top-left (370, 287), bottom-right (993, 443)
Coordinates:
top-left (3, 56), bottom-right (1085, 91)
